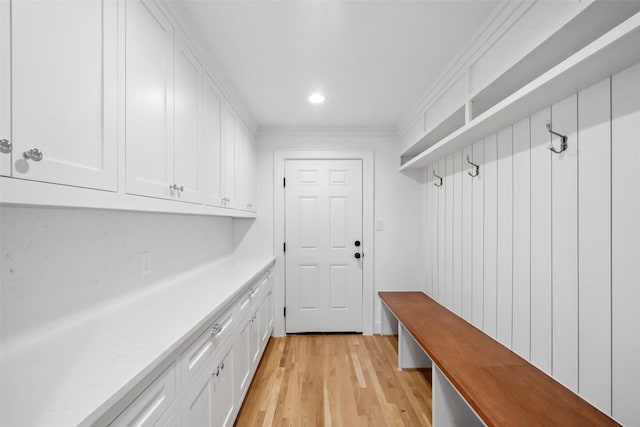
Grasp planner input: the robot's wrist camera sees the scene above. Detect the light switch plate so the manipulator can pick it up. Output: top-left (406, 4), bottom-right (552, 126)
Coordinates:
top-left (375, 219), bottom-right (384, 231)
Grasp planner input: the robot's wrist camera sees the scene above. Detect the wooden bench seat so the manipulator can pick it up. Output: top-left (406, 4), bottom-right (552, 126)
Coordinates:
top-left (379, 291), bottom-right (618, 426)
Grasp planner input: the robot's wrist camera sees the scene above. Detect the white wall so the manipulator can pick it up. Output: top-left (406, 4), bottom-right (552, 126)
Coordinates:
top-left (0, 207), bottom-right (234, 350)
top-left (233, 132), bottom-right (426, 336)
top-left (421, 62), bottom-right (640, 425)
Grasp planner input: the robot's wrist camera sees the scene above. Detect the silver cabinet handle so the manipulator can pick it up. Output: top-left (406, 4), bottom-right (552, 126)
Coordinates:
top-left (0, 139), bottom-right (12, 153)
top-left (211, 323), bottom-right (222, 336)
top-left (23, 148), bottom-right (43, 161)
top-left (220, 362), bottom-right (225, 370)
top-left (213, 366), bottom-right (220, 377)
top-left (178, 185), bottom-right (184, 192)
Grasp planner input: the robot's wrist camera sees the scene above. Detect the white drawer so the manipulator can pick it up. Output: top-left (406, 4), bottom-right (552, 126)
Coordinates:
top-left (110, 363), bottom-right (176, 427)
top-left (236, 280), bottom-right (260, 321)
top-left (180, 307), bottom-right (233, 387)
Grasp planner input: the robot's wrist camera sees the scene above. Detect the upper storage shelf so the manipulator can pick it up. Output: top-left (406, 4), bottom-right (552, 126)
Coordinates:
top-left (400, 8), bottom-right (640, 171)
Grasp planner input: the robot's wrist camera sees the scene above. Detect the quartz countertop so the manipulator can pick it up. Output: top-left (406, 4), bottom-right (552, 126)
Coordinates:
top-left (0, 255), bottom-right (276, 427)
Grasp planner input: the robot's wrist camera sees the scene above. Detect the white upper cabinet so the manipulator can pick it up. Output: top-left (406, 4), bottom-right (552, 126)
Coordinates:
top-left (4, 0), bottom-right (117, 190)
top-left (126, 0), bottom-right (203, 204)
top-left (173, 36), bottom-right (203, 204)
top-left (126, 0), bottom-right (174, 200)
top-left (223, 101), bottom-right (238, 209)
top-left (236, 120), bottom-right (257, 212)
top-left (202, 73), bottom-right (224, 207)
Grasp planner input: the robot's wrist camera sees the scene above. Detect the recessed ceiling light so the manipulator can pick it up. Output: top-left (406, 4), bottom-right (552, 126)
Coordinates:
top-left (308, 92), bottom-right (325, 104)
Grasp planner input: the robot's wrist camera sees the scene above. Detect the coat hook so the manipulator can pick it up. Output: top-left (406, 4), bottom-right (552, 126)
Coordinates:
top-left (466, 156), bottom-right (480, 178)
top-left (433, 170), bottom-right (443, 187)
top-left (545, 121), bottom-right (568, 154)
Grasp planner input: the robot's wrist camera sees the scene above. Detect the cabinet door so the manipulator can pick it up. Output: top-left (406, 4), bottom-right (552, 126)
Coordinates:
top-left (264, 289), bottom-right (274, 343)
top-left (173, 35), bottom-right (202, 204)
top-left (236, 120), bottom-right (256, 212)
top-left (222, 102), bottom-right (237, 208)
top-left (213, 345), bottom-right (235, 427)
top-left (126, 0), bottom-right (174, 200)
top-left (0, 0), bottom-right (11, 176)
top-left (250, 307), bottom-right (261, 367)
top-left (181, 359), bottom-right (215, 427)
top-left (203, 72), bottom-right (224, 207)
top-left (233, 315), bottom-right (251, 400)
top-left (10, 0), bottom-right (117, 190)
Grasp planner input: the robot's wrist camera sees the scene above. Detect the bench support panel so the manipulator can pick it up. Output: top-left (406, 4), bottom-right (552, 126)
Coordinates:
top-left (398, 322), bottom-right (432, 371)
top-left (433, 367), bottom-right (485, 427)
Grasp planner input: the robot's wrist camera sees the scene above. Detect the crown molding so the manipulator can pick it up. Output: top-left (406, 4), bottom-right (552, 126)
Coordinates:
top-left (398, 0), bottom-right (536, 135)
top-left (258, 126), bottom-right (399, 139)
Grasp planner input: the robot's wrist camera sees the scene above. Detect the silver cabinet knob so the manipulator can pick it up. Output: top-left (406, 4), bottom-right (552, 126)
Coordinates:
top-left (178, 185), bottom-right (184, 192)
top-left (23, 148), bottom-right (43, 161)
top-left (0, 139), bottom-right (12, 153)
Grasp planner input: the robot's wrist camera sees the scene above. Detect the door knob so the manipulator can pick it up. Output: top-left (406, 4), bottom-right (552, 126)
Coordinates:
top-left (0, 139), bottom-right (12, 153)
top-left (354, 253), bottom-right (361, 259)
top-left (354, 240), bottom-right (361, 247)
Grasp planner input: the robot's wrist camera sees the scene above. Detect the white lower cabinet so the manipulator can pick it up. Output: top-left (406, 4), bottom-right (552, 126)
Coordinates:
top-left (110, 364), bottom-right (176, 427)
top-left (108, 267), bottom-right (274, 427)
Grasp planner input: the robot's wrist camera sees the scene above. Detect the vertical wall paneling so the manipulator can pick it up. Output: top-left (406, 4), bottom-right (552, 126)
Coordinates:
top-left (578, 77), bottom-right (612, 414)
top-left (453, 151), bottom-right (463, 315)
top-left (471, 140), bottom-right (484, 329)
top-left (551, 94), bottom-right (579, 392)
top-left (425, 165), bottom-right (433, 296)
top-left (530, 107), bottom-right (553, 375)
top-left (496, 126), bottom-right (513, 348)
top-left (612, 62), bottom-right (640, 426)
top-left (483, 134), bottom-right (498, 338)
top-left (438, 158), bottom-right (446, 301)
top-left (445, 155), bottom-right (455, 309)
top-left (461, 146), bottom-right (474, 322)
top-left (512, 117), bottom-right (531, 359)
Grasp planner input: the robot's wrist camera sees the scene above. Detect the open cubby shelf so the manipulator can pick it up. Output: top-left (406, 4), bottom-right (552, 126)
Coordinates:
top-left (400, 7), bottom-right (640, 171)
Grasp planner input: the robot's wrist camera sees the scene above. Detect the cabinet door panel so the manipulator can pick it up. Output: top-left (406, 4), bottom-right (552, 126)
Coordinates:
top-left (223, 102), bottom-right (237, 208)
top-left (234, 316), bottom-right (251, 400)
top-left (203, 73), bottom-right (224, 207)
top-left (0, 0), bottom-right (11, 176)
top-left (11, 0), bottom-right (117, 190)
top-left (173, 35), bottom-right (202, 204)
top-left (213, 346), bottom-right (235, 427)
top-left (181, 360), bottom-right (215, 427)
top-left (126, 0), bottom-right (174, 200)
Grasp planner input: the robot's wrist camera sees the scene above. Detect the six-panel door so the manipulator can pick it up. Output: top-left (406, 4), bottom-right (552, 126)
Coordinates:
top-left (284, 159), bottom-right (364, 333)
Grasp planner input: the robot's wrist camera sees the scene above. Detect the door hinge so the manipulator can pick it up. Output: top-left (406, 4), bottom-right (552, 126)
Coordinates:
top-left (284, 307), bottom-right (286, 317)
top-left (283, 177), bottom-right (286, 187)
top-left (283, 242), bottom-right (286, 252)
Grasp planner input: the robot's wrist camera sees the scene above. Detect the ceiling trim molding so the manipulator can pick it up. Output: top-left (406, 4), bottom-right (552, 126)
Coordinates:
top-left (398, 0), bottom-right (536, 135)
top-left (158, 0), bottom-right (259, 135)
top-left (258, 127), bottom-right (399, 139)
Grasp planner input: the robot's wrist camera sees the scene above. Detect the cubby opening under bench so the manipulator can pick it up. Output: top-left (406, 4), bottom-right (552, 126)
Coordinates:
top-left (378, 291), bottom-right (618, 427)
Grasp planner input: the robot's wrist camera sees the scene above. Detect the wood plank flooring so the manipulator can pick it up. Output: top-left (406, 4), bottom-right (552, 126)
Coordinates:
top-left (235, 335), bottom-right (432, 427)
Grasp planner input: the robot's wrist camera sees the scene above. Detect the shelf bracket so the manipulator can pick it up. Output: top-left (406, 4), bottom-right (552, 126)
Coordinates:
top-left (545, 121), bottom-right (568, 154)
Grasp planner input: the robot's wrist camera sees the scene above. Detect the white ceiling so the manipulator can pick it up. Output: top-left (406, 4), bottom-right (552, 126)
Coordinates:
top-left (178, 1), bottom-right (500, 130)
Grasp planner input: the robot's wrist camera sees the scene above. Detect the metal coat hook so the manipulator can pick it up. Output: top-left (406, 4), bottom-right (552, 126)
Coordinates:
top-left (433, 170), bottom-right (443, 187)
top-left (545, 121), bottom-right (568, 154)
top-left (466, 156), bottom-right (480, 178)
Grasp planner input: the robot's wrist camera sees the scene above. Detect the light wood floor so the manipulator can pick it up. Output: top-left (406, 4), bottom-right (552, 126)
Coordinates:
top-left (235, 335), bottom-right (432, 426)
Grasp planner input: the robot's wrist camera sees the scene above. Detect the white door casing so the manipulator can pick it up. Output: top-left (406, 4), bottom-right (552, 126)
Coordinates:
top-left (285, 159), bottom-right (363, 333)
top-left (0, 0), bottom-right (11, 177)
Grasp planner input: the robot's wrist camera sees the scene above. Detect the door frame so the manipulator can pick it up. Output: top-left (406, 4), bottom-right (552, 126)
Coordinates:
top-left (274, 150), bottom-right (374, 336)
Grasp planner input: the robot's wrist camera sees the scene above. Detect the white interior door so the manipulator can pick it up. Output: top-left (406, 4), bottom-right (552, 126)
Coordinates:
top-left (285, 159), bottom-right (363, 333)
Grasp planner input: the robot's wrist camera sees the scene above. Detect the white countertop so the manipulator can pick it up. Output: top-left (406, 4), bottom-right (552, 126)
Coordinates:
top-left (0, 255), bottom-right (275, 427)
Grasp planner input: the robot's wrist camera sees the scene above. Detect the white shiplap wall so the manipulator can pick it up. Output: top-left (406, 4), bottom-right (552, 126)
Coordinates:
top-left (423, 62), bottom-right (640, 425)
